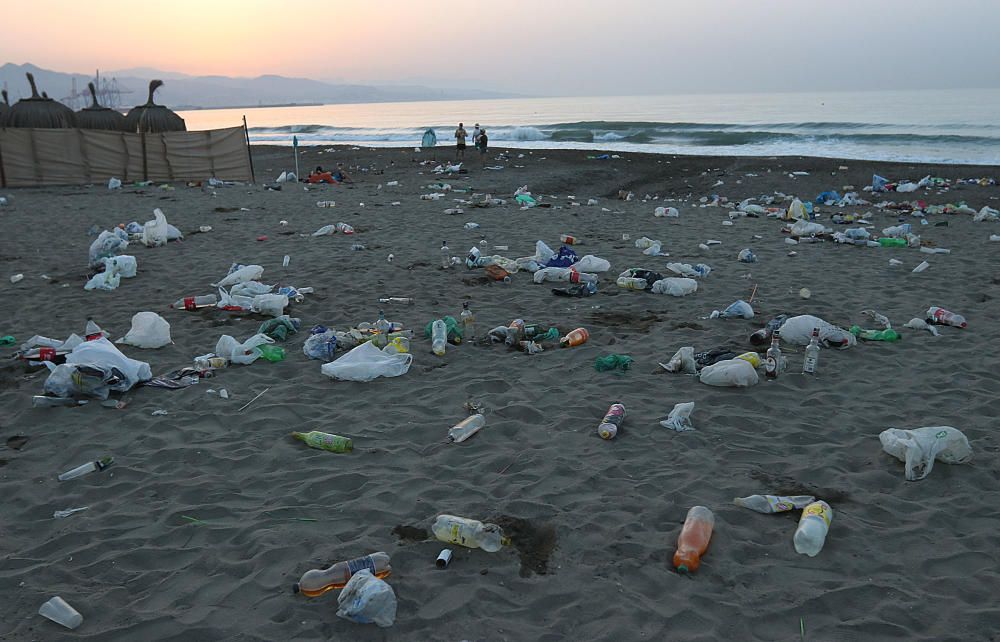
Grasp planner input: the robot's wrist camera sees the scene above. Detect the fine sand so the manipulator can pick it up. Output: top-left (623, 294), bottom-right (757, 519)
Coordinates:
top-left (1, 144), bottom-right (998, 641)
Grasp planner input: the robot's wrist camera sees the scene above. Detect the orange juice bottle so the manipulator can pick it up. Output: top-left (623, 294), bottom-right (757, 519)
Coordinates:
top-left (293, 552), bottom-right (391, 597)
top-left (559, 327), bottom-right (589, 348)
top-left (673, 506), bottom-right (715, 574)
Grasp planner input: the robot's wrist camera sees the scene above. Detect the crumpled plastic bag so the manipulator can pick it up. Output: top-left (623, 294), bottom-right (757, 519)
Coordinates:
top-left (713, 299), bottom-right (754, 319)
top-left (779, 315), bottom-right (856, 348)
top-left (84, 270), bottom-right (121, 291)
top-left (216, 333), bottom-right (274, 365)
top-left (661, 402), bottom-right (695, 432)
top-left (594, 354), bottom-right (633, 372)
top-left (251, 293), bottom-right (288, 317)
top-left (213, 264), bottom-right (264, 288)
top-left (699, 358), bottom-right (759, 387)
top-left (570, 255), bottom-right (611, 273)
top-left (104, 255), bottom-right (137, 278)
top-left (230, 281), bottom-right (274, 297)
top-left (88, 229), bottom-right (128, 268)
top-left (44, 337), bottom-right (152, 399)
top-left (321, 341), bottom-right (413, 382)
top-left (258, 315), bottom-right (300, 341)
top-left (118, 312), bottom-right (172, 349)
top-left (546, 245), bottom-right (578, 268)
top-left (660, 346), bottom-right (697, 373)
top-left (142, 208), bottom-right (170, 247)
top-left (336, 570), bottom-right (396, 627)
top-left (879, 426), bottom-right (972, 481)
top-left (790, 220), bottom-right (826, 236)
top-left (650, 278), bottom-right (698, 296)
top-left (303, 330), bottom-right (338, 361)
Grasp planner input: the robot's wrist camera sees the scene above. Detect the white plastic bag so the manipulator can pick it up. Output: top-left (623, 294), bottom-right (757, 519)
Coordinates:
top-left (104, 255), bottom-right (137, 278)
top-left (534, 240), bottom-right (555, 265)
top-left (778, 315), bottom-right (856, 348)
top-left (699, 358), bottom-right (759, 387)
top-left (251, 294), bottom-right (288, 317)
top-left (660, 346), bottom-right (696, 374)
top-left (570, 255), bottom-right (611, 272)
top-left (654, 206), bottom-right (679, 217)
top-left (63, 337), bottom-right (151, 392)
top-left (108, 177), bottom-right (122, 190)
top-left (650, 278), bottom-right (697, 296)
top-left (230, 281), bottom-right (274, 297)
top-left (312, 224), bottom-right (337, 236)
top-left (88, 230), bottom-right (128, 268)
top-left (141, 208), bottom-right (170, 247)
top-left (661, 402), bottom-right (695, 432)
top-left (84, 270), bottom-right (120, 291)
top-left (790, 220), bottom-right (826, 236)
top-left (321, 341), bottom-right (413, 382)
top-left (213, 265), bottom-right (264, 287)
top-left (336, 570), bottom-right (397, 627)
top-left (118, 312), bottom-right (172, 349)
top-left (166, 224), bottom-right (184, 241)
top-left (216, 333), bottom-right (273, 365)
top-left (880, 426), bottom-right (972, 481)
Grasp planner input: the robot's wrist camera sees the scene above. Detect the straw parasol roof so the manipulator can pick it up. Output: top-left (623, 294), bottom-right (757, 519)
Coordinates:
top-left (123, 80), bottom-right (186, 134)
top-left (75, 82), bottom-right (125, 131)
top-left (0, 90), bottom-right (9, 127)
top-left (5, 73), bottom-right (77, 128)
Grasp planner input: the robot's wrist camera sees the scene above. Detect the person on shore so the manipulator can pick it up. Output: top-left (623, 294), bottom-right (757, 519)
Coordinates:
top-left (472, 123), bottom-right (481, 151)
top-left (307, 166), bottom-right (337, 184)
top-left (332, 163), bottom-right (353, 183)
top-left (478, 128), bottom-right (489, 167)
top-left (455, 122), bottom-right (467, 160)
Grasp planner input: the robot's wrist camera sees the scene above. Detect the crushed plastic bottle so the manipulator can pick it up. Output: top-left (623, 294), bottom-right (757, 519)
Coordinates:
top-left (294, 552), bottom-right (391, 596)
top-left (734, 495), bottom-right (815, 514)
top-left (432, 515), bottom-right (507, 552)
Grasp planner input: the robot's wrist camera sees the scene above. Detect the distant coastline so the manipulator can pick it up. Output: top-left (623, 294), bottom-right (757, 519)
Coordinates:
top-left (175, 102), bottom-right (324, 111)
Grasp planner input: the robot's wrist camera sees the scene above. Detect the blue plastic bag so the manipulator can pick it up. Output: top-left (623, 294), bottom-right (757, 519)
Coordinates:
top-left (546, 245), bottom-right (578, 268)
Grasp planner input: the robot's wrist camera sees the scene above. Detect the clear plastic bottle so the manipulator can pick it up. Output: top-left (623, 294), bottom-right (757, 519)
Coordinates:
top-left (374, 310), bottom-right (392, 348)
top-left (292, 431), bottom-right (353, 453)
top-left (734, 495), bottom-right (815, 514)
top-left (765, 330), bottom-right (782, 379)
top-left (172, 294), bottom-right (218, 310)
top-left (794, 500), bottom-right (833, 557)
top-left (440, 240), bottom-right (451, 269)
top-left (505, 319), bottom-right (525, 346)
top-left (616, 276), bottom-right (647, 290)
top-left (570, 270), bottom-right (598, 284)
top-left (293, 552), bottom-right (392, 597)
top-left (431, 319), bottom-right (447, 356)
top-left (926, 306), bottom-right (967, 328)
top-left (194, 356), bottom-right (228, 370)
top-left (460, 302), bottom-right (476, 342)
top-left (379, 297), bottom-right (413, 305)
top-left (480, 237), bottom-right (488, 250)
top-left (432, 515), bottom-right (507, 552)
top-left (58, 456), bottom-right (113, 481)
top-left (673, 506), bottom-right (715, 573)
top-left (802, 328), bottom-right (820, 374)
top-left (448, 414), bottom-right (485, 443)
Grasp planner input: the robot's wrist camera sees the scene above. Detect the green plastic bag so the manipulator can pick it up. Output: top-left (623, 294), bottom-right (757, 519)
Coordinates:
top-left (850, 325), bottom-right (901, 342)
top-left (258, 315), bottom-right (300, 341)
top-left (0, 335), bottom-right (15, 346)
top-left (424, 316), bottom-right (463, 343)
top-left (595, 354), bottom-right (633, 372)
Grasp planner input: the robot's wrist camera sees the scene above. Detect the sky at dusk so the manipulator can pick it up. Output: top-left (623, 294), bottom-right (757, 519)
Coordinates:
top-left (3, 0), bottom-right (999, 95)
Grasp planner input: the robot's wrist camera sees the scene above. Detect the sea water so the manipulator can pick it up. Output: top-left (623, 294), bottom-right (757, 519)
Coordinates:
top-left (180, 89), bottom-right (1000, 164)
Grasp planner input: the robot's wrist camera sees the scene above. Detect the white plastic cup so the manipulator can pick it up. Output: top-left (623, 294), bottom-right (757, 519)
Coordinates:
top-left (38, 596), bottom-right (83, 629)
top-left (282, 255), bottom-right (290, 267)
top-left (436, 548), bottom-right (453, 569)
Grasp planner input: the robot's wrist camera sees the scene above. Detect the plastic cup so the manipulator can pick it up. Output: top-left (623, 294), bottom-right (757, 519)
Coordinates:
top-left (38, 596), bottom-right (83, 629)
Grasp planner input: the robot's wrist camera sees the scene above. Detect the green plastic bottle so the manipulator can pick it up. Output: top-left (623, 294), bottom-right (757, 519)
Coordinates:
top-left (292, 431), bottom-right (353, 453)
top-left (878, 237), bottom-right (907, 247)
top-left (850, 325), bottom-right (901, 342)
top-left (257, 344), bottom-right (286, 362)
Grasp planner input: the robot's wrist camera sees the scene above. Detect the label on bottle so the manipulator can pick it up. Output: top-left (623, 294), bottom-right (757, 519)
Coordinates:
top-left (801, 502), bottom-right (831, 527)
top-left (38, 347), bottom-right (56, 362)
top-left (347, 555), bottom-right (376, 575)
top-left (447, 523), bottom-right (466, 545)
top-left (803, 355), bottom-right (817, 373)
top-left (765, 357), bottom-right (777, 375)
top-left (184, 297), bottom-right (197, 311)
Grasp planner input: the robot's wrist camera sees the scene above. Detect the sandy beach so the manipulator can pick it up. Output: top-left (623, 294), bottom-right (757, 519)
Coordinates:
top-left (1, 143), bottom-right (998, 641)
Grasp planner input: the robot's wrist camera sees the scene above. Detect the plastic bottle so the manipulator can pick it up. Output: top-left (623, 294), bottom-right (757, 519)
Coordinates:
top-left (480, 237), bottom-right (488, 250)
top-left (849, 326), bottom-right (901, 342)
top-left (172, 294), bottom-right (218, 310)
top-left (733, 495), bottom-right (815, 514)
top-left (802, 328), bottom-right (820, 374)
top-left (257, 344), bottom-right (286, 361)
top-left (440, 240), bottom-right (451, 269)
top-left (431, 319), bottom-right (447, 356)
top-left (448, 414), bottom-right (485, 443)
top-left (926, 306), bottom-right (967, 328)
top-left (569, 270), bottom-right (598, 284)
top-left (58, 456), bottom-right (113, 481)
top-left (765, 330), bottom-right (782, 379)
top-left (878, 237), bottom-right (907, 247)
top-left (597, 403), bottom-right (626, 439)
top-left (560, 327), bottom-right (589, 348)
top-left (292, 431), bottom-right (353, 453)
top-left (505, 319), bottom-right (525, 346)
top-left (432, 515), bottom-right (507, 552)
top-left (794, 500), bottom-right (833, 557)
top-left (194, 356), bottom-right (228, 370)
top-left (616, 276), bottom-right (648, 290)
top-left (374, 310), bottom-right (391, 348)
top-left (293, 552), bottom-right (391, 597)
top-left (673, 506), bottom-right (715, 574)
top-left (460, 302), bottom-right (476, 342)
top-left (379, 297), bottom-right (413, 305)
top-left (560, 234), bottom-right (577, 245)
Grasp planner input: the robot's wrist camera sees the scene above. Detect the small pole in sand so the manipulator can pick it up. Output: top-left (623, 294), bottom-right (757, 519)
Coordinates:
top-left (238, 387), bottom-right (270, 412)
top-left (748, 283), bottom-right (759, 304)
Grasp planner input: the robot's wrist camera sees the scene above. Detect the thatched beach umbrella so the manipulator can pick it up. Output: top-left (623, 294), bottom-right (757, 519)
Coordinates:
top-left (0, 90), bottom-right (9, 126)
top-left (123, 80), bottom-right (186, 133)
top-left (75, 82), bottom-right (125, 131)
top-left (5, 73), bottom-right (77, 128)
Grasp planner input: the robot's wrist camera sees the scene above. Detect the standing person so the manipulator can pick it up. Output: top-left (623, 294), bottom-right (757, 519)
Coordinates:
top-left (478, 128), bottom-right (488, 168)
top-left (472, 123), bottom-right (481, 151)
top-left (455, 122), bottom-right (467, 160)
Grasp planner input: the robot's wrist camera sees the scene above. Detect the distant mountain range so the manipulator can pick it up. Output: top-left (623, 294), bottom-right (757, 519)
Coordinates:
top-left (0, 63), bottom-right (516, 111)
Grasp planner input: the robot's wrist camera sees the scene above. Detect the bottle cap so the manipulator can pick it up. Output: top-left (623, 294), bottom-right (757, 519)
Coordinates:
top-left (436, 548), bottom-right (453, 568)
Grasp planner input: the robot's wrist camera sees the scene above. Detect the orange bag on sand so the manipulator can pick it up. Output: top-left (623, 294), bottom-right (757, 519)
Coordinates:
top-left (484, 265), bottom-right (510, 281)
